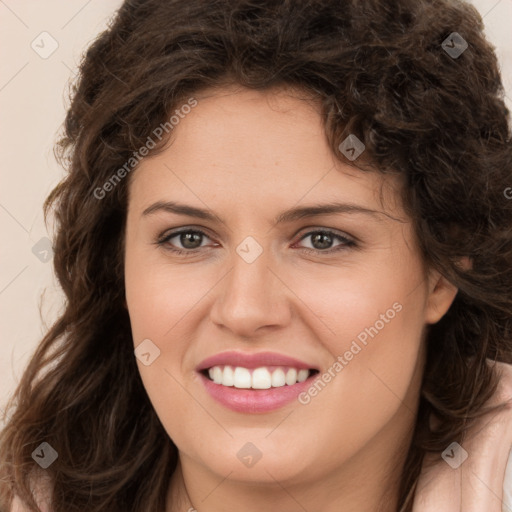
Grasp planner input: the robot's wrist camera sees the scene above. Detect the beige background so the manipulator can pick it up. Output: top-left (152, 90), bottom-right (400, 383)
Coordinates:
top-left (1, 0), bottom-right (511, 424)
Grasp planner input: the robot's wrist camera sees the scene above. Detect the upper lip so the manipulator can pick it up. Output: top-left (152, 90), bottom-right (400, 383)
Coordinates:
top-left (196, 351), bottom-right (319, 372)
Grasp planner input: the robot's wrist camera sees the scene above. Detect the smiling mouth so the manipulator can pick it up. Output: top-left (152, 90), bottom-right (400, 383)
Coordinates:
top-left (200, 365), bottom-right (320, 390)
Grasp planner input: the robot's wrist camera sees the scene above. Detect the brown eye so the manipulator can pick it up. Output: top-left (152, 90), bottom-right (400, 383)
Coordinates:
top-left (157, 228), bottom-right (213, 255)
top-left (296, 230), bottom-right (356, 254)
top-left (175, 231), bottom-right (204, 250)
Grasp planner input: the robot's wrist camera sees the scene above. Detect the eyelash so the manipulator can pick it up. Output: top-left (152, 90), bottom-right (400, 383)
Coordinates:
top-left (155, 227), bottom-right (357, 257)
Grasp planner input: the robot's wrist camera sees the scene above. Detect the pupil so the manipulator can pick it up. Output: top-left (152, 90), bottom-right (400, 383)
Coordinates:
top-left (313, 233), bottom-right (332, 250)
top-left (182, 232), bottom-right (201, 249)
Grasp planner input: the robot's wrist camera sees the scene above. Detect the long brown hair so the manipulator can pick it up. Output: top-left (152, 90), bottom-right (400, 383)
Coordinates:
top-left (1, 0), bottom-right (512, 510)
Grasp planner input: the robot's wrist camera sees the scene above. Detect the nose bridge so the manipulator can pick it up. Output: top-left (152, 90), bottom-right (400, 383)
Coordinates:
top-left (210, 234), bottom-right (290, 334)
top-left (233, 236), bottom-right (270, 289)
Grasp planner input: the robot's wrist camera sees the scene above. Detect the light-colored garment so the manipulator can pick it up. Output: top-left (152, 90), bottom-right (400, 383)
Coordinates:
top-left (504, 448), bottom-right (512, 512)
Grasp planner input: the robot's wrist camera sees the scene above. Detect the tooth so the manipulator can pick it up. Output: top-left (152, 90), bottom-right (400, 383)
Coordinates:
top-left (233, 367), bottom-right (252, 388)
top-left (213, 366), bottom-right (223, 384)
top-left (252, 367), bottom-right (272, 389)
top-left (285, 368), bottom-right (297, 386)
top-left (271, 368), bottom-right (286, 387)
top-left (297, 369), bottom-right (309, 382)
top-left (208, 365), bottom-right (310, 388)
top-left (223, 365), bottom-right (234, 386)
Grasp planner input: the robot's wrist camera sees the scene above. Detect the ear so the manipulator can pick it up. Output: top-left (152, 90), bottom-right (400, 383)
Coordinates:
top-left (424, 257), bottom-right (471, 325)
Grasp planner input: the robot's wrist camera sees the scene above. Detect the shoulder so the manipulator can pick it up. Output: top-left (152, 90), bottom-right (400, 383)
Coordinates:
top-left (10, 495), bottom-right (50, 512)
top-left (9, 471), bottom-right (52, 512)
top-left (488, 359), bottom-right (512, 409)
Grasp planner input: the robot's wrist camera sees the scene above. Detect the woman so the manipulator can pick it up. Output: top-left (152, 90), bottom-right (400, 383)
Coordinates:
top-left (1, 0), bottom-right (511, 511)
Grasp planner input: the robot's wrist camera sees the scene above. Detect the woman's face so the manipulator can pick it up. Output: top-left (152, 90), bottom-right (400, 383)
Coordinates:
top-left (124, 85), bottom-right (458, 495)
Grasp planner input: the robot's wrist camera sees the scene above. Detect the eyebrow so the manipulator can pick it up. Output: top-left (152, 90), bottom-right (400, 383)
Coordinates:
top-left (141, 200), bottom-right (392, 224)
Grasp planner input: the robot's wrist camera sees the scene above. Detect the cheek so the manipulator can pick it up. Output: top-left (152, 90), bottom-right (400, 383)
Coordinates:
top-left (315, 266), bottom-right (427, 408)
top-left (285, 253), bottom-right (425, 349)
top-left (124, 249), bottom-right (216, 414)
top-left (288, 266), bottom-right (427, 460)
top-left (124, 256), bottom-right (208, 446)
top-left (125, 245), bottom-right (214, 343)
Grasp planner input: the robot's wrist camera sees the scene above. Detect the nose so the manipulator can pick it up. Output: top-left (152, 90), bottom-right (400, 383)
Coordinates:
top-left (209, 240), bottom-right (292, 339)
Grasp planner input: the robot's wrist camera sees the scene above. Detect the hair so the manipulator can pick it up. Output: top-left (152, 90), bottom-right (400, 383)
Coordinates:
top-left (1, 0), bottom-right (512, 510)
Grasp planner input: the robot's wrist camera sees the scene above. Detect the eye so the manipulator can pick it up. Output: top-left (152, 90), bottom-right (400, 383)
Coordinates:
top-left (294, 229), bottom-right (357, 254)
top-left (156, 228), bottom-right (214, 256)
top-left (155, 227), bottom-right (357, 256)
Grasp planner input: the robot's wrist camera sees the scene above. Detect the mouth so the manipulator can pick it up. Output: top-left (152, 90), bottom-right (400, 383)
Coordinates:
top-left (200, 365), bottom-right (320, 390)
top-left (196, 351), bottom-right (321, 413)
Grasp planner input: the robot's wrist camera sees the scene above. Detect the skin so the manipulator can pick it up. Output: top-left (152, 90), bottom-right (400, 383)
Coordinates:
top-left (124, 84), bottom-right (460, 512)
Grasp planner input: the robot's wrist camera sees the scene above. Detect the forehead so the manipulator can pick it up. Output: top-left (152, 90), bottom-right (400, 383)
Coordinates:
top-left (128, 85), bottom-right (406, 220)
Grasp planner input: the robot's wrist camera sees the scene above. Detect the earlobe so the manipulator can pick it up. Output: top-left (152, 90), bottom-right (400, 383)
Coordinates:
top-left (424, 270), bottom-right (459, 325)
top-left (425, 257), bottom-right (471, 324)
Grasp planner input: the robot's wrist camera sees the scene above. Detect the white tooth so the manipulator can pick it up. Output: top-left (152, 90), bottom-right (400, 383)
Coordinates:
top-left (285, 368), bottom-right (297, 386)
top-left (211, 365), bottom-right (306, 388)
top-left (297, 369), bottom-right (309, 382)
top-left (222, 365), bottom-right (234, 386)
top-left (212, 366), bottom-right (223, 384)
top-left (233, 367), bottom-right (252, 388)
top-left (252, 367), bottom-right (272, 389)
top-left (271, 368), bottom-right (286, 387)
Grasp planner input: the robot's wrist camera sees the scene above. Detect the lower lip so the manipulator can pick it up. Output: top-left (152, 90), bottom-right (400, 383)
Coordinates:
top-left (197, 371), bottom-right (317, 413)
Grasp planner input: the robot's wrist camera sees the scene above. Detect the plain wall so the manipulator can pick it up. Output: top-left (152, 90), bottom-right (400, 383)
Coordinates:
top-left (1, 0), bottom-right (511, 425)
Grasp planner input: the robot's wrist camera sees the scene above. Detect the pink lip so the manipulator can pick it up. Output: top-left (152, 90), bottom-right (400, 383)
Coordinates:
top-left (196, 351), bottom-right (318, 371)
top-left (195, 351), bottom-right (320, 414)
top-left (197, 372), bottom-right (318, 413)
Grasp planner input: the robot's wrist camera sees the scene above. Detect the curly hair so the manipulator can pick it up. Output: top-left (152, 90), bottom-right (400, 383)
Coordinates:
top-left (1, 0), bottom-right (511, 511)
